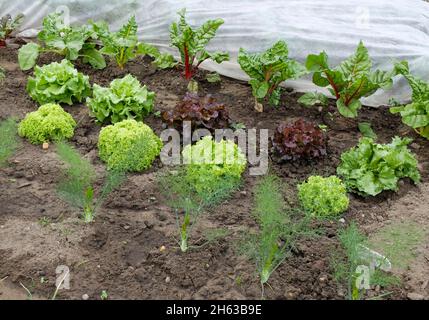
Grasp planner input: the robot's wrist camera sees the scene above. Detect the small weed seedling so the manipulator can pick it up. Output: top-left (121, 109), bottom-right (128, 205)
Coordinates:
top-left (331, 223), bottom-right (399, 300)
top-left (241, 175), bottom-right (314, 296)
top-left (0, 118), bottom-right (20, 167)
top-left (0, 66), bottom-right (5, 82)
top-left (159, 169), bottom-right (239, 252)
top-left (170, 9), bottom-right (229, 83)
top-left (298, 41), bottom-right (396, 118)
top-left (0, 13), bottom-right (24, 46)
top-left (56, 142), bottom-right (126, 223)
top-left (100, 290), bottom-right (108, 300)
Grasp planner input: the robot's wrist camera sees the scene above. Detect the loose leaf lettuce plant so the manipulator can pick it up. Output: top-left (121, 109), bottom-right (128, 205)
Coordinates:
top-left (18, 12), bottom-right (106, 70)
top-left (96, 16), bottom-right (176, 70)
top-left (161, 93), bottom-right (231, 132)
top-left (299, 41), bottom-right (396, 118)
top-left (98, 119), bottom-right (162, 172)
top-left (170, 9), bottom-right (229, 81)
top-left (56, 141), bottom-right (125, 223)
top-left (337, 137), bottom-right (420, 196)
top-left (87, 74), bottom-right (155, 124)
top-left (271, 119), bottom-right (327, 162)
top-left (390, 61), bottom-right (429, 139)
top-left (238, 41), bottom-right (306, 108)
top-left (18, 103), bottom-right (76, 144)
top-left (298, 176), bottom-right (349, 218)
top-left (27, 59), bottom-right (91, 105)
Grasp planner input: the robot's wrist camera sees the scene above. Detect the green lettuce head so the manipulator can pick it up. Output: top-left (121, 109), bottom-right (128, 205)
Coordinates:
top-left (298, 176), bottom-right (349, 218)
top-left (27, 59), bottom-right (91, 105)
top-left (98, 119), bottom-right (162, 172)
top-left (182, 136), bottom-right (247, 195)
top-left (87, 74), bottom-right (155, 124)
top-left (18, 103), bottom-right (76, 144)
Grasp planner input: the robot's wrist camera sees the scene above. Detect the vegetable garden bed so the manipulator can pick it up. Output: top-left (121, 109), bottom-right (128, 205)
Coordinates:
top-left (1, 9), bottom-right (429, 300)
top-left (1, 46), bottom-right (428, 300)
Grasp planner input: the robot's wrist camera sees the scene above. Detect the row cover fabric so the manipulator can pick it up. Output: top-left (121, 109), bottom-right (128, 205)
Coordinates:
top-left (1, 0), bottom-right (429, 106)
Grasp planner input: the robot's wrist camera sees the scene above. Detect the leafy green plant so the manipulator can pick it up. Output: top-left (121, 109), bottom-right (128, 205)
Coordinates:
top-left (332, 223), bottom-right (399, 300)
top-left (0, 13), bottom-right (24, 46)
top-left (18, 103), bottom-right (76, 145)
top-left (206, 72), bottom-right (221, 83)
top-left (170, 8), bottom-right (229, 80)
top-left (0, 118), bottom-right (20, 167)
top-left (242, 175), bottom-right (313, 293)
top-left (298, 176), bottom-right (349, 218)
top-left (238, 41), bottom-right (306, 108)
top-left (159, 167), bottom-right (240, 253)
top-left (0, 66), bottom-right (5, 82)
top-left (182, 136), bottom-right (246, 195)
top-left (298, 41), bottom-right (396, 118)
top-left (56, 141), bottom-right (125, 223)
top-left (358, 122), bottom-right (377, 139)
top-left (26, 59), bottom-right (91, 105)
top-left (87, 74), bottom-right (155, 124)
top-left (96, 16), bottom-right (176, 70)
top-left (390, 61), bottom-right (429, 139)
top-left (98, 119), bottom-right (162, 172)
top-left (337, 137), bottom-right (420, 196)
top-left (18, 12), bottom-right (106, 70)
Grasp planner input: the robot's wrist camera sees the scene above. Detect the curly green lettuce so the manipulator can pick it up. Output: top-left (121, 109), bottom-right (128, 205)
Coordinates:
top-left (18, 103), bottom-right (76, 144)
top-left (182, 136), bottom-right (246, 195)
top-left (27, 59), bottom-right (91, 105)
top-left (87, 74), bottom-right (155, 124)
top-left (298, 176), bottom-right (349, 218)
top-left (337, 137), bottom-right (420, 196)
top-left (98, 119), bottom-right (162, 172)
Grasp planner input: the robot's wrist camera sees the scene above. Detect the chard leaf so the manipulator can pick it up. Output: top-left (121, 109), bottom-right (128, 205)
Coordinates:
top-left (18, 42), bottom-right (41, 71)
top-left (298, 92), bottom-right (328, 106)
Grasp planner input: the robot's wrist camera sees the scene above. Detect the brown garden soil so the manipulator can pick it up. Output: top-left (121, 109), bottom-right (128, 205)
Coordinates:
top-left (0, 47), bottom-right (428, 300)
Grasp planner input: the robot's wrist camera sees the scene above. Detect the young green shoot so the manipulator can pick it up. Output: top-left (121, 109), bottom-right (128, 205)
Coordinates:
top-left (242, 174), bottom-right (314, 295)
top-left (159, 168), bottom-right (239, 253)
top-left (56, 141), bottom-right (125, 223)
top-left (0, 118), bottom-right (20, 167)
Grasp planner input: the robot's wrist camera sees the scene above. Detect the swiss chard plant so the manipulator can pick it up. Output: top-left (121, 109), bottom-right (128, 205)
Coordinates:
top-left (96, 16), bottom-right (176, 70)
top-left (298, 41), bottom-right (396, 118)
top-left (390, 61), bottom-right (429, 139)
top-left (337, 137), bottom-right (420, 196)
top-left (161, 92), bottom-right (231, 132)
top-left (238, 41), bottom-right (306, 109)
top-left (56, 141), bottom-right (126, 223)
top-left (170, 9), bottom-right (229, 81)
top-left (0, 13), bottom-right (24, 47)
top-left (18, 12), bottom-right (106, 70)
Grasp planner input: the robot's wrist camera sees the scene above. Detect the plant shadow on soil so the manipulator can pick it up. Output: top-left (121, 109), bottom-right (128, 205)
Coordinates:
top-left (1, 47), bottom-right (429, 300)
